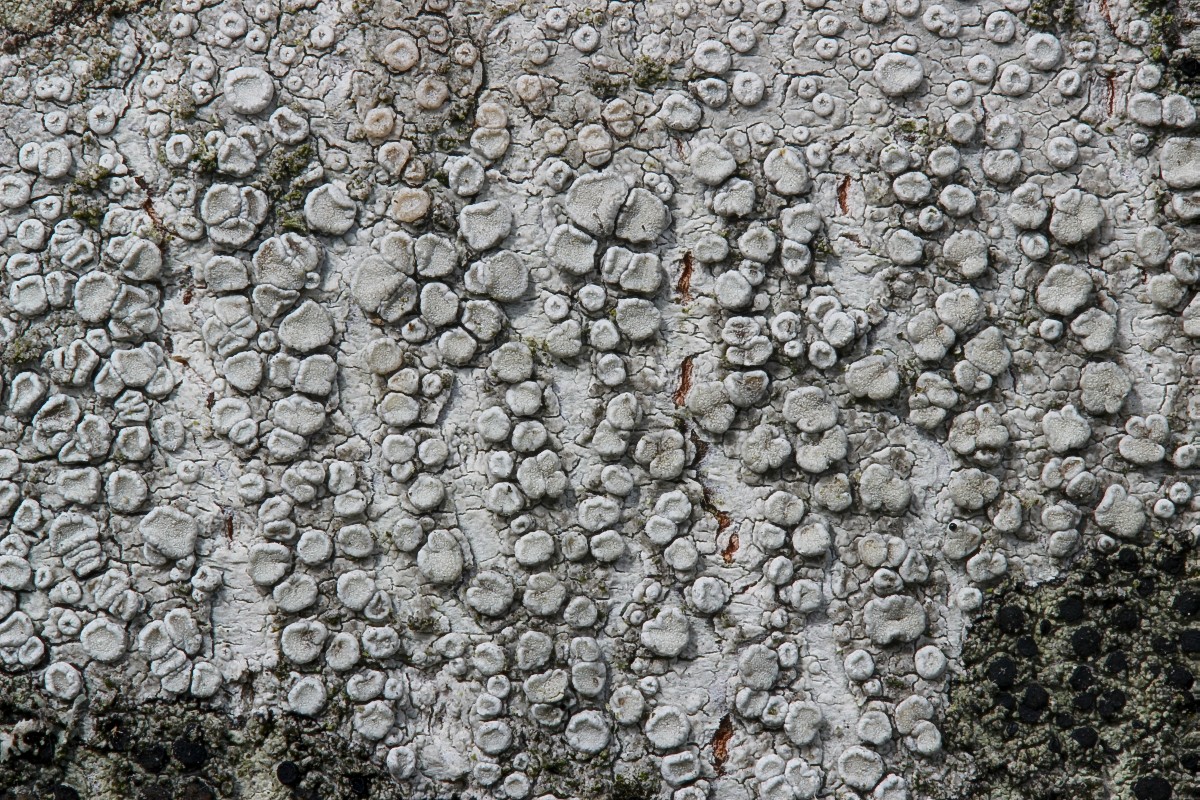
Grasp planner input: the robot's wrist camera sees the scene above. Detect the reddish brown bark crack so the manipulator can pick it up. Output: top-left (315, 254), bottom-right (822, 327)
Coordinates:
top-left (676, 250), bottom-right (694, 303)
top-left (673, 355), bottom-right (694, 407)
top-left (712, 714), bottom-right (734, 775)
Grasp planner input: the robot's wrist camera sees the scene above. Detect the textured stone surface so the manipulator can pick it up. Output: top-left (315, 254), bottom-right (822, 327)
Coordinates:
top-left (0, 1), bottom-right (1199, 799)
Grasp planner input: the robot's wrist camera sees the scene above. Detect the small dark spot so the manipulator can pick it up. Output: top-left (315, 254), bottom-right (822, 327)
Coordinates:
top-left (987, 656), bottom-right (1017, 688)
top-left (1112, 606), bottom-right (1139, 631)
top-left (1003, 721), bottom-right (1018, 738)
top-left (1179, 628), bottom-right (1200, 654)
top-left (1154, 634), bottom-right (1178, 656)
top-left (1018, 703), bottom-right (1043, 724)
top-left (21, 730), bottom-right (55, 764)
top-left (721, 530), bottom-right (738, 563)
top-left (1023, 683), bottom-right (1049, 710)
top-left (347, 774), bottom-right (369, 797)
top-left (1105, 651), bottom-right (1129, 674)
top-left (995, 691), bottom-right (1017, 711)
top-left (1097, 688), bottom-right (1126, 720)
top-left (672, 354), bottom-right (694, 407)
top-left (1138, 576), bottom-right (1157, 597)
top-left (1132, 775), bottom-right (1173, 800)
top-left (675, 251), bottom-right (694, 303)
top-left (1115, 547), bottom-right (1140, 571)
top-left (1174, 591), bottom-right (1200, 617)
top-left (712, 713), bottom-right (733, 776)
top-left (1047, 733), bottom-right (1061, 753)
top-left (140, 783), bottom-right (171, 800)
top-left (1054, 712), bottom-right (1074, 729)
top-left (53, 787), bottom-right (80, 800)
top-left (997, 605), bottom-right (1026, 635)
top-left (1059, 595), bottom-right (1085, 623)
top-left (135, 744), bottom-right (169, 773)
top-left (102, 716), bottom-right (132, 752)
top-left (1070, 626), bottom-right (1102, 659)
top-left (1039, 619), bottom-right (1052, 636)
top-left (1071, 726), bottom-right (1098, 748)
top-left (1177, 57), bottom-right (1200, 80)
top-left (1016, 635), bottom-right (1039, 659)
top-left (173, 737), bottom-right (208, 769)
top-left (1069, 664), bottom-right (1094, 691)
top-left (178, 779), bottom-right (215, 800)
top-left (1072, 691), bottom-right (1096, 711)
top-left (277, 760), bottom-right (301, 786)
top-left (1159, 553), bottom-right (1184, 574)
top-left (1166, 665), bottom-right (1194, 690)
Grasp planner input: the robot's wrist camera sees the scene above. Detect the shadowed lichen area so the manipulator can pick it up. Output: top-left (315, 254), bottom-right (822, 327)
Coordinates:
top-left (0, 672), bottom-right (406, 800)
top-left (943, 532), bottom-right (1200, 800)
top-left (0, 0), bottom-right (153, 46)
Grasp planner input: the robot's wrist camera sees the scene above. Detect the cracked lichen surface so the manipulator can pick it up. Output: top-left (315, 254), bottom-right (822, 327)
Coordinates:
top-left (0, 0), bottom-right (1199, 799)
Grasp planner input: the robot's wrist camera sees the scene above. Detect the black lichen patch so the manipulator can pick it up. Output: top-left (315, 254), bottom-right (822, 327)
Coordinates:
top-left (942, 531), bottom-right (1200, 800)
top-left (0, 675), bottom-right (406, 800)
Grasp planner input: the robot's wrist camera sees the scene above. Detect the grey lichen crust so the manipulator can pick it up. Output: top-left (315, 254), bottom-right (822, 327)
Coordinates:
top-left (0, 0), bottom-right (1199, 799)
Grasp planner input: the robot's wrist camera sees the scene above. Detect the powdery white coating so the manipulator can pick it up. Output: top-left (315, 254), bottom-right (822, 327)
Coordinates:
top-left (566, 710), bottom-right (611, 754)
top-left (864, 596), bottom-right (928, 646)
top-left (139, 507), bottom-right (199, 560)
top-left (43, 661), bottom-right (83, 700)
top-left (304, 183), bottom-right (357, 236)
top-left (1049, 189), bottom-right (1105, 245)
top-left (80, 617), bottom-right (127, 663)
top-left (222, 66), bottom-right (275, 115)
top-left (872, 53), bottom-right (924, 96)
top-left (1036, 264), bottom-right (1094, 316)
top-left (288, 675), bottom-right (328, 716)
top-left (838, 745), bottom-right (885, 791)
